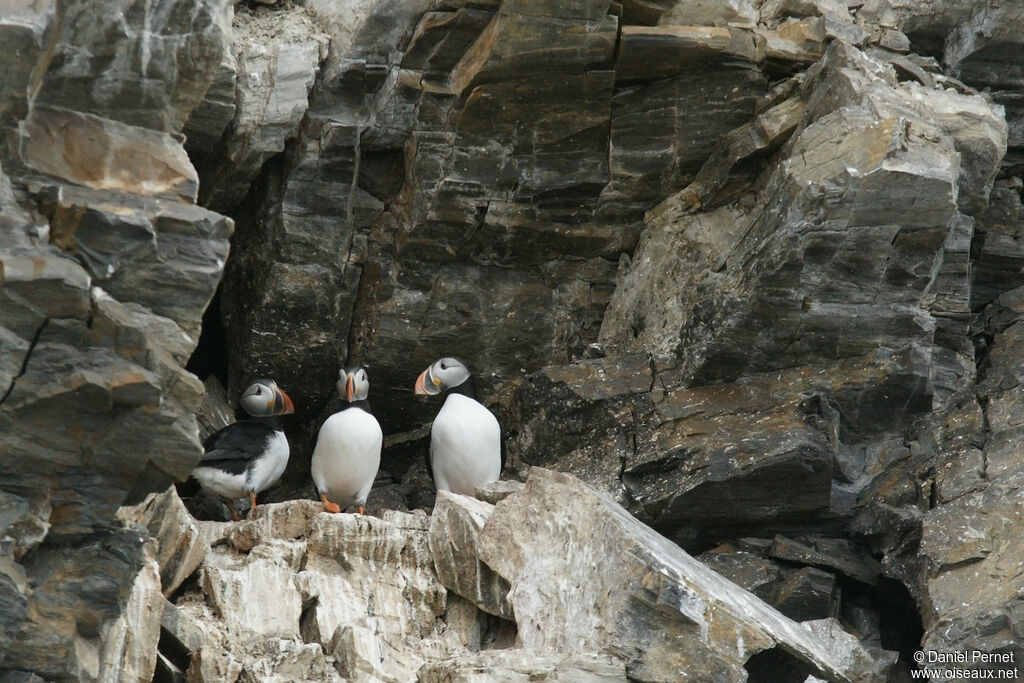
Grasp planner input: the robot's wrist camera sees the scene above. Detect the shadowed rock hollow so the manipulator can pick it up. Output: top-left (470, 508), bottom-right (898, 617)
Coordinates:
top-left (1, 0), bottom-right (1023, 680)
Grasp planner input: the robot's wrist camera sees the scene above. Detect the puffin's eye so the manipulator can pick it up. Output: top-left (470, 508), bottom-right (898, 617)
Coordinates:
top-left (255, 387), bottom-right (262, 395)
top-left (440, 362), bottom-right (447, 370)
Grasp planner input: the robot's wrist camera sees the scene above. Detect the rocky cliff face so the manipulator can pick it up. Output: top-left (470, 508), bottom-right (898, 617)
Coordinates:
top-left (1, 0), bottom-right (1022, 680)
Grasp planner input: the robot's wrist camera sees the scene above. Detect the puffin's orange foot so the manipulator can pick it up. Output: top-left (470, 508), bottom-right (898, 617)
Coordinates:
top-left (356, 505), bottom-right (365, 515)
top-left (247, 492), bottom-right (258, 519)
top-left (321, 493), bottom-right (341, 514)
top-left (226, 500), bottom-right (242, 522)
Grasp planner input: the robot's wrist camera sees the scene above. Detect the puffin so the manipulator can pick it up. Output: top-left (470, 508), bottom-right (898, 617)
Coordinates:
top-left (192, 379), bottom-right (294, 521)
top-left (414, 357), bottom-right (501, 496)
top-left (311, 366), bottom-right (382, 514)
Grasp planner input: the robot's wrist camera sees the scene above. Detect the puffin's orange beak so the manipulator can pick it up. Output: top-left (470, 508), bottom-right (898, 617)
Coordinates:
top-left (414, 370), bottom-right (429, 395)
top-left (346, 374), bottom-right (355, 402)
top-left (276, 388), bottom-right (295, 415)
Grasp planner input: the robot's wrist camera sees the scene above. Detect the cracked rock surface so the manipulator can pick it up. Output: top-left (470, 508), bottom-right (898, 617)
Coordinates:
top-left (2, 0), bottom-right (1024, 680)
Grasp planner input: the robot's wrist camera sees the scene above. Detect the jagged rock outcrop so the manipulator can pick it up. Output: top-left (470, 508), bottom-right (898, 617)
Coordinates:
top-left (125, 474), bottom-right (890, 682)
top-left (3, 0), bottom-right (1024, 680)
top-left (851, 284), bottom-right (1024, 672)
top-left (0, 0), bottom-right (233, 677)
top-left (515, 37), bottom-right (1006, 551)
top-left (140, 492), bottom-right (518, 681)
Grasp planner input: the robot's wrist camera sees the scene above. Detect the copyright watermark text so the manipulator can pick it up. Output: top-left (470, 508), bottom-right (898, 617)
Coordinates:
top-left (911, 650), bottom-right (1018, 680)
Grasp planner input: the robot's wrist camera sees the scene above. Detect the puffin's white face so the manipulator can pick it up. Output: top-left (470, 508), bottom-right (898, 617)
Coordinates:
top-left (239, 379), bottom-right (295, 417)
top-left (338, 366), bottom-right (370, 402)
top-left (414, 358), bottom-right (470, 396)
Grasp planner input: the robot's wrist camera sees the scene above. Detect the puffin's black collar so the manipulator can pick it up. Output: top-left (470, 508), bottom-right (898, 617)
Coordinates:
top-left (347, 399), bottom-right (373, 415)
top-left (443, 379), bottom-right (476, 400)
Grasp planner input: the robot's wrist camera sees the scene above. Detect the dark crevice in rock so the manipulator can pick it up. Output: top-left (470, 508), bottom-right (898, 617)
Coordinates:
top-left (744, 645), bottom-right (817, 683)
top-left (185, 287), bottom-right (228, 386)
top-left (156, 625), bottom-right (191, 677)
top-left (0, 317), bottom-right (47, 405)
top-left (872, 577), bottom-right (925, 677)
top-left (299, 596), bottom-right (321, 644)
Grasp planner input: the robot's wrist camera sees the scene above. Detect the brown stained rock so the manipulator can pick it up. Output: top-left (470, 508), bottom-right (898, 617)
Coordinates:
top-left (403, 9), bottom-right (496, 77)
top-left (477, 468), bottom-right (860, 683)
top-left (428, 491), bottom-right (514, 620)
top-left (606, 61), bottom-right (766, 207)
top-left (21, 106), bottom-right (200, 202)
top-left (0, 117), bottom-right (225, 676)
top-left (40, 183), bottom-right (232, 342)
top-left (672, 94), bottom-right (806, 213)
top-left (0, 0), bottom-right (234, 677)
top-left (0, 313), bottom-right (205, 536)
top-left (449, 2), bottom-right (618, 94)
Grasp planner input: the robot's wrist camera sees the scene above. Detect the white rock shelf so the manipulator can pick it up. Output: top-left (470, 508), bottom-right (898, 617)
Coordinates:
top-left (121, 468), bottom-right (886, 682)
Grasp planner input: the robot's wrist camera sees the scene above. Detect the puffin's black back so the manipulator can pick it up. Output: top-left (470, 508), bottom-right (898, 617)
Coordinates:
top-left (201, 418), bottom-right (280, 474)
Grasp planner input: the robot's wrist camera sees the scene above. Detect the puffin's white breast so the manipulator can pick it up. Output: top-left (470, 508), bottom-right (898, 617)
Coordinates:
top-left (311, 408), bottom-right (382, 506)
top-left (246, 429), bottom-right (290, 494)
top-left (430, 393), bottom-right (501, 496)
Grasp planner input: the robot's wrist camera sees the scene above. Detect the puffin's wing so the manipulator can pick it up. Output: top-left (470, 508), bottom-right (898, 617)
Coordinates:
top-left (424, 440), bottom-right (435, 484)
top-left (201, 421), bottom-right (276, 462)
top-left (195, 451), bottom-right (250, 475)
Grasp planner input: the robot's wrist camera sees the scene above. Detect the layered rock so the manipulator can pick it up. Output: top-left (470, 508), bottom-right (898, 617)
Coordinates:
top-left (2, 0), bottom-right (1024, 680)
top-left (853, 286), bottom-right (1024, 674)
top-left (213, 0), bottom-right (849, 458)
top-left (435, 468), bottom-right (893, 682)
top-left (0, 0), bottom-right (233, 677)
